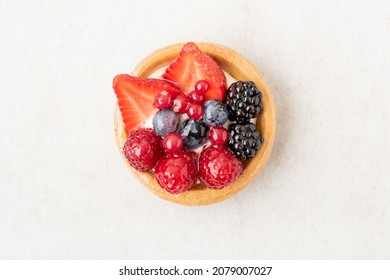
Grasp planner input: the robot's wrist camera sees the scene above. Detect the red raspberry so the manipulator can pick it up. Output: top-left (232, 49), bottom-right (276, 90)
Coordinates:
top-left (162, 132), bottom-right (184, 153)
top-left (209, 126), bottom-right (229, 146)
top-left (154, 151), bottom-right (198, 194)
top-left (194, 80), bottom-right (210, 94)
top-left (188, 90), bottom-right (205, 104)
top-left (199, 146), bottom-right (242, 189)
top-left (172, 93), bottom-right (188, 114)
top-left (153, 90), bottom-right (174, 110)
top-left (123, 128), bottom-right (164, 172)
top-left (186, 103), bottom-right (204, 120)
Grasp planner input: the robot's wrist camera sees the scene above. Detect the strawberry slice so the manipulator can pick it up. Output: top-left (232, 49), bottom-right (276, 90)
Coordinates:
top-left (162, 42), bottom-right (227, 101)
top-left (113, 74), bottom-right (182, 132)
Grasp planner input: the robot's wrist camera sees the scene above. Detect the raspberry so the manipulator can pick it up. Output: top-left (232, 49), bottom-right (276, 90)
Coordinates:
top-left (162, 132), bottom-right (184, 153)
top-left (199, 146), bottom-right (242, 189)
top-left (154, 151), bottom-right (198, 194)
top-left (209, 126), bottom-right (229, 146)
top-left (123, 128), bottom-right (164, 172)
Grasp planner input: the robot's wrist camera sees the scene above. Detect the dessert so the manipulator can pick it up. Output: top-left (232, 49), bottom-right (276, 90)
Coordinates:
top-left (113, 42), bottom-right (276, 206)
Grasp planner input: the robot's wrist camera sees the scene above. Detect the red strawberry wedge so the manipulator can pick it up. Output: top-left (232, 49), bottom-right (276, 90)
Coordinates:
top-left (163, 42), bottom-right (227, 101)
top-left (113, 75), bottom-right (182, 132)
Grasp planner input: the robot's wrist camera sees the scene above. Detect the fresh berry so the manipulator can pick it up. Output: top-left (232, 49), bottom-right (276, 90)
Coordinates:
top-left (188, 90), bottom-right (205, 104)
top-left (186, 103), bottom-right (204, 120)
top-left (172, 93), bottom-right (189, 114)
top-left (228, 123), bottom-right (263, 160)
top-left (153, 90), bottom-right (174, 109)
top-left (226, 81), bottom-right (263, 123)
top-left (153, 109), bottom-right (179, 137)
top-left (123, 128), bottom-right (163, 172)
top-left (178, 119), bottom-right (209, 149)
top-left (199, 146), bottom-right (242, 189)
top-left (209, 126), bottom-right (229, 146)
top-left (163, 42), bottom-right (226, 101)
top-left (162, 133), bottom-right (184, 153)
top-left (203, 100), bottom-right (228, 127)
top-left (194, 80), bottom-right (210, 94)
top-left (113, 75), bottom-right (182, 132)
top-left (154, 151), bottom-right (198, 194)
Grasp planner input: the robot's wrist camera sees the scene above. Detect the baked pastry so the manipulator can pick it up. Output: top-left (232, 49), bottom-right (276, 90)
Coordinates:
top-left (113, 42), bottom-right (276, 206)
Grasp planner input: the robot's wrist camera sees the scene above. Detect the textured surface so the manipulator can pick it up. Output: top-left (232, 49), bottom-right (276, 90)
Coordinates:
top-left (1, 0), bottom-right (390, 259)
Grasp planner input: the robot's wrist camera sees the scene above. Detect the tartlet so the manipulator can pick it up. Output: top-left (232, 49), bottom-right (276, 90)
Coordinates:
top-left (114, 42), bottom-right (276, 206)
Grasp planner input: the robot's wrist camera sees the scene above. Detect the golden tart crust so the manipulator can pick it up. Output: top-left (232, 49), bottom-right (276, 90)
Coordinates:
top-left (114, 42), bottom-right (276, 206)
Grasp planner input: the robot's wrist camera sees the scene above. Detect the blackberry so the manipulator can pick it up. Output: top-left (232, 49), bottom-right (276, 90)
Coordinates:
top-left (228, 123), bottom-right (263, 160)
top-left (226, 81), bottom-right (262, 123)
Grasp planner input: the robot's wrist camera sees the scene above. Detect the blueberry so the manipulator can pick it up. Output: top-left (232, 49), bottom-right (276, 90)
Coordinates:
top-left (153, 109), bottom-right (179, 137)
top-left (178, 119), bottom-right (209, 149)
top-left (203, 100), bottom-right (228, 127)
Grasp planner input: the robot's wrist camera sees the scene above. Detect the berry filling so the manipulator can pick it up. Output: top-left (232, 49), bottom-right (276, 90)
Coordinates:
top-left (113, 42), bottom-right (264, 194)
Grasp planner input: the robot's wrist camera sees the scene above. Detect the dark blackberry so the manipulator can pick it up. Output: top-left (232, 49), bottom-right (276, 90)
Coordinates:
top-left (228, 123), bottom-right (263, 160)
top-left (226, 81), bottom-right (263, 123)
